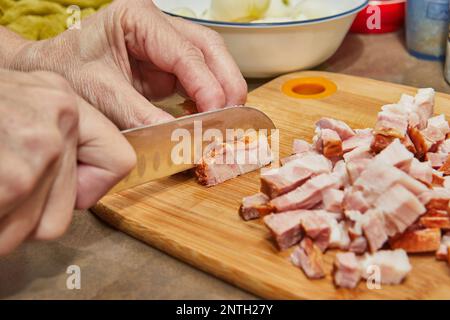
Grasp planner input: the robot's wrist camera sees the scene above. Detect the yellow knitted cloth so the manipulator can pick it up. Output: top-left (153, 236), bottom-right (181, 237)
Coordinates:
top-left (0, 0), bottom-right (112, 40)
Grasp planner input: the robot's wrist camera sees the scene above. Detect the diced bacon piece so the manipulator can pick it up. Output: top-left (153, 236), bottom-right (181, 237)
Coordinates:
top-left (343, 189), bottom-right (370, 213)
top-left (402, 133), bottom-right (417, 154)
top-left (407, 158), bottom-right (433, 185)
top-left (398, 93), bottom-right (415, 108)
top-left (426, 152), bottom-right (447, 169)
top-left (432, 171), bottom-right (445, 187)
top-left (374, 111), bottom-right (408, 138)
top-left (239, 193), bottom-right (272, 221)
top-left (436, 233), bottom-right (450, 260)
top-left (316, 118), bottom-right (355, 140)
top-left (414, 88), bottom-right (435, 129)
top-left (362, 209), bottom-right (389, 252)
top-left (263, 211), bottom-right (305, 250)
top-left (371, 134), bottom-right (395, 154)
top-left (375, 139), bottom-right (414, 169)
top-left (291, 237), bottom-right (326, 279)
top-left (427, 115), bottom-right (450, 137)
top-left (329, 220), bottom-right (351, 250)
top-left (334, 252), bottom-right (361, 288)
top-left (320, 129), bottom-right (343, 159)
top-left (196, 133), bottom-right (273, 186)
top-left (421, 125), bottom-right (446, 150)
top-left (359, 249), bottom-right (412, 285)
top-left (263, 210), bottom-right (340, 250)
top-left (261, 153), bottom-right (332, 198)
top-left (439, 155), bottom-right (450, 175)
top-left (280, 154), bottom-right (301, 166)
top-left (322, 188), bottom-right (344, 213)
top-left (418, 188), bottom-right (450, 210)
top-left (420, 216), bottom-right (450, 230)
top-left (389, 228), bottom-right (441, 253)
top-left (375, 184), bottom-right (426, 237)
top-left (343, 146), bottom-right (373, 163)
top-left (331, 160), bottom-right (350, 188)
top-left (345, 210), bottom-right (364, 237)
top-left (342, 128), bottom-right (373, 153)
top-left (300, 214), bottom-right (331, 252)
top-left (349, 236), bottom-right (368, 255)
top-left (408, 127), bottom-right (433, 159)
top-left (293, 139), bottom-right (312, 154)
top-left (270, 173), bottom-right (338, 212)
top-left (438, 139), bottom-right (450, 153)
top-left (354, 160), bottom-right (428, 204)
top-left (346, 158), bottom-right (372, 184)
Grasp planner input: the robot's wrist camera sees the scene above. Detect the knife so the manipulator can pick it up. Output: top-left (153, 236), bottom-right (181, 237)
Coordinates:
top-left (108, 106), bottom-right (276, 194)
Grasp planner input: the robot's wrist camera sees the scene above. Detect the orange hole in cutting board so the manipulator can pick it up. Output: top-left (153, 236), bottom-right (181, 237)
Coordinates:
top-left (282, 77), bottom-right (337, 99)
top-left (292, 83), bottom-right (326, 95)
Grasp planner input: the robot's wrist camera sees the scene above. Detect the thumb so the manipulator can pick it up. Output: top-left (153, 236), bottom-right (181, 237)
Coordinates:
top-left (97, 79), bottom-right (174, 130)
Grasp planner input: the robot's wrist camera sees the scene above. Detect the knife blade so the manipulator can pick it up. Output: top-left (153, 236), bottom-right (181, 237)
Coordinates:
top-left (108, 106), bottom-right (276, 194)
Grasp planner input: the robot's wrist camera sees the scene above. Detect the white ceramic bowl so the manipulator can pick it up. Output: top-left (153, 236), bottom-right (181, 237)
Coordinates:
top-left (154, 0), bottom-right (368, 78)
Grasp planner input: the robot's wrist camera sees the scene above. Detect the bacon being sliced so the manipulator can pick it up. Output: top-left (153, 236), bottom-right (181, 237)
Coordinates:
top-left (359, 249), bottom-right (412, 285)
top-left (334, 252), bottom-right (361, 288)
top-left (196, 133), bottom-right (273, 186)
top-left (239, 193), bottom-right (272, 221)
top-left (291, 237), bottom-right (326, 279)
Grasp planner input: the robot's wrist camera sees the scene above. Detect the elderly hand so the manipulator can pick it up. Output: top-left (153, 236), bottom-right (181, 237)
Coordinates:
top-left (0, 69), bottom-right (136, 255)
top-left (8, 0), bottom-right (247, 129)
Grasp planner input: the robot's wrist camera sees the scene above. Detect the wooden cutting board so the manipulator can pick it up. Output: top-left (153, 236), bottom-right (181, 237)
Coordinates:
top-left (92, 71), bottom-right (450, 299)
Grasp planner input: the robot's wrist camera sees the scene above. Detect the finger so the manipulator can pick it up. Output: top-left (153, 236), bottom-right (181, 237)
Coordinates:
top-left (75, 98), bottom-right (136, 209)
top-left (0, 162), bottom-right (57, 255)
top-left (32, 118), bottom-right (78, 240)
top-left (97, 75), bottom-right (174, 129)
top-left (168, 17), bottom-right (248, 106)
top-left (123, 9), bottom-right (226, 112)
top-left (130, 59), bottom-right (177, 101)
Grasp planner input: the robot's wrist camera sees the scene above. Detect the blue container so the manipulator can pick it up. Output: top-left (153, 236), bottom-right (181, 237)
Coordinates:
top-left (406, 0), bottom-right (449, 60)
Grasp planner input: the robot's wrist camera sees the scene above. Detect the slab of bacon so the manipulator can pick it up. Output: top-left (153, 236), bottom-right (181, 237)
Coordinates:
top-left (238, 88), bottom-right (450, 288)
top-left (196, 132), bottom-right (273, 187)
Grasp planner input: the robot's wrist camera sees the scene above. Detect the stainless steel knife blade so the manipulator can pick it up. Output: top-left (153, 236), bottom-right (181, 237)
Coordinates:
top-left (108, 106), bottom-right (276, 194)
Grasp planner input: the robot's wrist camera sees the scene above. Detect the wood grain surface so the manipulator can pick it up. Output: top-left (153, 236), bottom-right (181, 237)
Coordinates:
top-left (92, 71), bottom-right (450, 299)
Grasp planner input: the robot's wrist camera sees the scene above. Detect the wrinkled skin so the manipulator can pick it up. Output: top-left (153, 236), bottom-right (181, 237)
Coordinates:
top-left (9, 0), bottom-right (248, 129)
top-left (0, 69), bottom-right (136, 255)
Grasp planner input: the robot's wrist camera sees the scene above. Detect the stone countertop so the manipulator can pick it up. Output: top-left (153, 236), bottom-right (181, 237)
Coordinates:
top-left (1, 31), bottom-right (449, 300)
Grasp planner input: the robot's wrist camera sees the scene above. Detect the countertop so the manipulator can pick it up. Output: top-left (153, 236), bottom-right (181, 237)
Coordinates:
top-left (1, 31), bottom-right (449, 300)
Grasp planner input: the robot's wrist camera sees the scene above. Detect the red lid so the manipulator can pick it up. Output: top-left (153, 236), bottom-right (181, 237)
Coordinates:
top-left (350, 0), bottom-right (406, 34)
